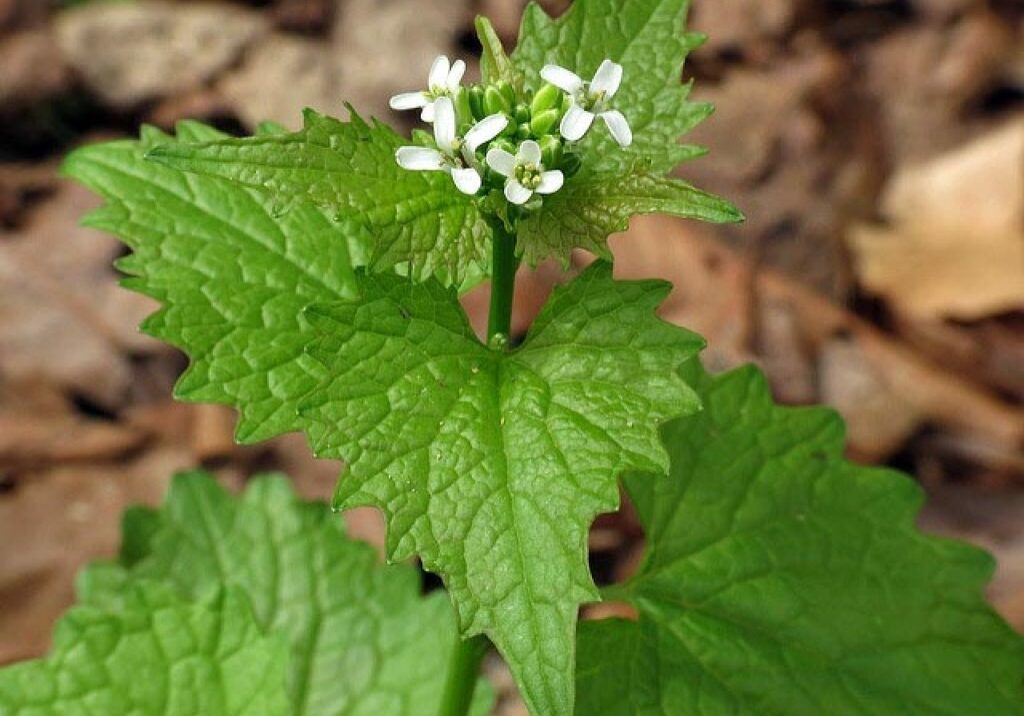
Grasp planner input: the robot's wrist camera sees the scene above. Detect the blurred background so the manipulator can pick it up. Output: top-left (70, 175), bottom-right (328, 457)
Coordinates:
top-left (0, 0), bottom-right (1021, 706)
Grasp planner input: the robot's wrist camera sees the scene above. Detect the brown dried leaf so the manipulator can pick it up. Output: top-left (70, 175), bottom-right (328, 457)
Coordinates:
top-left (850, 119), bottom-right (1024, 320)
top-left (56, 0), bottom-right (267, 108)
top-left (850, 223), bottom-right (1024, 320)
top-left (220, 34), bottom-right (344, 131)
top-left (0, 183), bottom-right (159, 407)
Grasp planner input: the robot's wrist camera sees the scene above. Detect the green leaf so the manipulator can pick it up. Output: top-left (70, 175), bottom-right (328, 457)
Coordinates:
top-left (0, 581), bottom-right (290, 716)
top-left (297, 261), bottom-right (703, 716)
top-left (476, 16), bottom-right (515, 86)
top-left (577, 364), bottom-right (1024, 715)
top-left (520, 171), bottom-right (743, 266)
top-left (84, 471), bottom-right (493, 716)
top-left (61, 123), bottom-right (363, 444)
top-left (510, 0), bottom-right (741, 265)
top-left (145, 109), bottom-right (492, 288)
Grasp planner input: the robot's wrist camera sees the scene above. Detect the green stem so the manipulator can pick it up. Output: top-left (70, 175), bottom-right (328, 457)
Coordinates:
top-left (487, 221), bottom-right (518, 343)
top-left (438, 634), bottom-right (489, 716)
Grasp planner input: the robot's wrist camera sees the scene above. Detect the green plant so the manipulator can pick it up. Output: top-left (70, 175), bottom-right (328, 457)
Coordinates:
top-left (3, 1), bottom-right (1022, 714)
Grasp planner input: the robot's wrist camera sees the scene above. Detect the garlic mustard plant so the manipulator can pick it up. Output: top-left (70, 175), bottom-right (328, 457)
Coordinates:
top-left (11, 2), bottom-right (1020, 716)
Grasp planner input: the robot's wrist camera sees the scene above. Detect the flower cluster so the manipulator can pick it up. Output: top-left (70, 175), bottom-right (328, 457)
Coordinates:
top-left (391, 55), bottom-right (632, 206)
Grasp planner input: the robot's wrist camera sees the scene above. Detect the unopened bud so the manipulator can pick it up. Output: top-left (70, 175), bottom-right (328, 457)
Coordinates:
top-left (500, 117), bottom-right (518, 138)
top-left (531, 83), bottom-right (561, 114)
top-left (514, 104), bottom-right (531, 124)
top-left (539, 135), bottom-right (562, 168)
top-left (496, 80), bottom-right (516, 108)
top-left (530, 109), bottom-right (560, 136)
top-left (492, 138), bottom-right (517, 156)
top-left (468, 86), bottom-right (486, 120)
top-left (484, 86), bottom-right (511, 116)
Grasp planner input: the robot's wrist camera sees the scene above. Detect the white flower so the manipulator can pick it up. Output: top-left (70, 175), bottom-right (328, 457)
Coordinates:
top-left (395, 97), bottom-right (508, 195)
top-left (540, 59), bottom-right (632, 147)
top-left (486, 140), bottom-right (564, 205)
top-left (389, 55), bottom-right (467, 123)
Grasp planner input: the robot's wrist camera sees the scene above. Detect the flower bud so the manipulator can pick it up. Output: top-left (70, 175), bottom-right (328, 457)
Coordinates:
top-left (539, 135), bottom-right (562, 168)
top-left (492, 138), bottom-right (517, 156)
top-left (531, 83), bottom-right (562, 115)
top-left (468, 86), bottom-right (486, 120)
top-left (496, 80), bottom-right (516, 107)
top-left (484, 86), bottom-right (511, 116)
top-left (514, 103), bottom-right (531, 124)
top-left (516, 123), bottom-right (531, 140)
top-left (530, 109), bottom-right (560, 136)
top-left (500, 117), bottom-right (518, 138)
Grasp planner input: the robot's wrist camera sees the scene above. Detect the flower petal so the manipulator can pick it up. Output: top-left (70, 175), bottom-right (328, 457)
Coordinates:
top-left (447, 59), bottom-right (467, 91)
top-left (451, 166), bottom-right (482, 195)
top-left (536, 170), bottom-right (564, 195)
top-left (560, 103), bottom-right (596, 141)
top-left (428, 55), bottom-right (450, 90)
top-left (590, 59), bottom-right (623, 98)
top-left (517, 139), bottom-right (542, 166)
top-left (486, 148), bottom-right (516, 177)
top-left (389, 92), bottom-right (429, 111)
top-left (540, 64), bottom-right (584, 94)
top-left (600, 110), bottom-right (633, 147)
top-left (432, 97), bottom-right (457, 153)
top-left (396, 146), bottom-right (445, 171)
top-left (421, 102), bottom-right (436, 123)
top-left (465, 114), bottom-right (509, 152)
top-left (505, 179), bottom-right (533, 205)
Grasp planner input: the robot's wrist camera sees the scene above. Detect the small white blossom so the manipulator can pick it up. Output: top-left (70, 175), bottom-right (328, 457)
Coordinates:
top-left (389, 55), bottom-right (467, 123)
top-left (540, 59), bottom-right (632, 147)
top-left (395, 97), bottom-right (508, 195)
top-left (486, 140), bottom-right (564, 205)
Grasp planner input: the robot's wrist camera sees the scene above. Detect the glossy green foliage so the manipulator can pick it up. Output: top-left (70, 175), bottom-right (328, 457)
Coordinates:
top-left (145, 110), bottom-right (491, 288)
top-left (0, 472), bottom-right (493, 716)
top-left (576, 365), bottom-right (1024, 715)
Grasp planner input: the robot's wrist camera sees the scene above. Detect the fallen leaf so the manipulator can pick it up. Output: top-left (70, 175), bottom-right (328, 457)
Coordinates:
top-left (0, 385), bottom-right (146, 470)
top-left (849, 119), bottom-right (1024, 320)
top-left (883, 119), bottom-right (1024, 232)
top-left (850, 223), bottom-right (1024, 320)
top-left (56, 0), bottom-right (266, 108)
top-left (0, 182), bottom-right (160, 407)
top-left (691, 0), bottom-right (798, 53)
top-left (332, 0), bottom-right (469, 120)
top-left (220, 34), bottom-right (344, 131)
top-left (0, 29), bottom-right (69, 111)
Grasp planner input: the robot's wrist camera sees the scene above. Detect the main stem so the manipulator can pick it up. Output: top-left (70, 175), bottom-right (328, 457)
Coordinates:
top-left (438, 224), bottom-right (517, 716)
top-left (487, 221), bottom-right (518, 343)
top-left (438, 634), bottom-right (489, 716)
